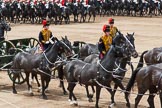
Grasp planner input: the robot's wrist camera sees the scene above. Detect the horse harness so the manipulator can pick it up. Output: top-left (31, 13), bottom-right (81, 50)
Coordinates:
top-left (78, 63), bottom-right (89, 86)
top-left (33, 52), bottom-right (64, 77)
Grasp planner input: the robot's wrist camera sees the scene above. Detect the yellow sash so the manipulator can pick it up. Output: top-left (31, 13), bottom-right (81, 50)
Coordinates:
top-left (41, 29), bottom-right (51, 42)
top-left (101, 35), bottom-right (112, 51)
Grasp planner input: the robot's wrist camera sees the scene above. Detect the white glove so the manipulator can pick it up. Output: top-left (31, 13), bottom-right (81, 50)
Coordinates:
top-left (45, 41), bottom-right (49, 44)
top-left (49, 38), bottom-right (54, 44)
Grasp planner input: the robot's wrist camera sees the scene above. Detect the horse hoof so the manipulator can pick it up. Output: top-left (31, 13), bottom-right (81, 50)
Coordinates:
top-left (64, 91), bottom-right (68, 95)
top-left (13, 90), bottom-right (17, 94)
top-left (88, 98), bottom-right (93, 102)
top-left (40, 95), bottom-right (48, 100)
top-left (70, 101), bottom-right (78, 106)
top-left (73, 103), bottom-right (78, 106)
top-left (30, 93), bottom-right (34, 96)
top-left (69, 100), bottom-right (78, 106)
top-left (126, 103), bottom-right (130, 108)
top-left (89, 94), bottom-right (94, 98)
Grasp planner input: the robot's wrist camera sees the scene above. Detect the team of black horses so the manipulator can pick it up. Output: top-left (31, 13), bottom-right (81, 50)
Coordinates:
top-left (2, 30), bottom-right (140, 108)
top-left (0, 0), bottom-right (162, 24)
top-left (5, 26), bottom-right (162, 107)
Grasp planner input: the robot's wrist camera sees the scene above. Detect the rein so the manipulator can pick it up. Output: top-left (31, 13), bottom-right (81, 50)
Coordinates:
top-left (114, 61), bottom-right (127, 72)
top-left (123, 35), bottom-right (134, 48)
top-left (60, 40), bottom-right (71, 52)
top-left (33, 68), bottom-right (54, 78)
top-left (97, 60), bottom-right (116, 73)
top-left (43, 51), bottom-right (57, 65)
top-left (43, 51), bottom-right (66, 65)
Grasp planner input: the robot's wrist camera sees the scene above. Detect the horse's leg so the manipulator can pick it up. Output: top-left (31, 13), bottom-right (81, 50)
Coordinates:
top-left (113, 78), bottom-right (130, 107)
top-left (67, 83), bottom-right (78, 106)
top-left (58, 65), bottom-right (67, 95)
top-left (95, 86), bottom-right (101, 108)
top-left (93, 13), bottom-right (96, 23)
top-left (26, 73), bottom-right (34, 96)
top-left (112, 84), bottom-right (118, 105)
top-left (85, 85), bottom-right (93, 102)
top-left (88, 14), bottom-right (91, 22)
top-left (91, 85), bottom-right (95, 93)
top-left (12, 73), bottom-right (18, 94)
top-left (113, 77), bottom-right (124, 105)
top-left (40, 76), bottom-right (47, 99)
top-left (134, 87), bottom-right (147, 108)
top-left (147, 87), bottom-right (157, 108)
top-left (32, 73), bottom-right (41, 92)
top-left (105, 84), bottom-right (115, 107)
top-left (44, 76), bottom-right (51, 93)
top-left (34, 74), bottom-right (41, 88)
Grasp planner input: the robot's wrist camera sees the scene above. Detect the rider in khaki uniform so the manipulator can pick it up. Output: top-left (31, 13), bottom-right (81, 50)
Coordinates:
top-left (39, 19), bottom-right (53, 50)
top-left (98, 25), bottom-right (112, 59)
top-left (108, 18), bottom-right (118, 38)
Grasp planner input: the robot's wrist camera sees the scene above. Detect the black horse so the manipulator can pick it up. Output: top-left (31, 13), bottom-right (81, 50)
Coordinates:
top-left (78, 43), bottom-right (99, 60)
top-left (11, 38), bottom-right (72, 99)
top-left (63, 32), bottom-right (138, 108)
top-left (0, 19), bottom-right (11, 42)
top-left (126, 49), bottom-right (162, 108)
top-left (87, 5), bottom-right (96, 22)
top-left (83, 32), bottom-right (138, 105)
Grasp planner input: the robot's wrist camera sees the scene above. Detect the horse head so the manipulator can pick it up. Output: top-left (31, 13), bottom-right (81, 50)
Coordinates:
top-left (126, 32), bottom-right (135, 48)
top-left (61, 36), bottom-right (72, 50)
top-left (112, 31), bottom-right (138, 58)
top-left (55, 37), bottom-right (72, 57)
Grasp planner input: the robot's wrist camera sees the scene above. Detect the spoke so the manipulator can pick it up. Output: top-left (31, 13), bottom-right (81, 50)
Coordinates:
top-left (20, 72), bottom-right (25, 81)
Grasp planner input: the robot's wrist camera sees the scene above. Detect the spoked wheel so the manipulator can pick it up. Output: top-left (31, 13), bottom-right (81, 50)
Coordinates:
top-left (26, 38), bottom-right (41, 54)
top-left (7, 48), bottom-right (26, 84)
top-left (7, 69), bottom-right (26, 85)
top-left (28, 38), bottom-right (40, 48)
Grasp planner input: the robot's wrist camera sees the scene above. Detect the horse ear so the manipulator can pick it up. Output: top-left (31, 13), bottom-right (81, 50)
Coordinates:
top-left (132, 32), bottom-right (134, 35)
top-left (65, 35), bottom-right (67, 40)
top-left (118, 30), bottom-right (121, 35)
top-left (61, 36), bottom-right (64, 41)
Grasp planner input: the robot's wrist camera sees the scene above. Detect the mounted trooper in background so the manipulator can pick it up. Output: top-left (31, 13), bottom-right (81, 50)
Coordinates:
top-left (0, 19), bottom-right (11, 42)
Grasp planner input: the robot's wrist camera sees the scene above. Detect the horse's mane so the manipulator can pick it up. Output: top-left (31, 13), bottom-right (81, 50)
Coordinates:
top-left (44, 43), bottom-right (55, 53)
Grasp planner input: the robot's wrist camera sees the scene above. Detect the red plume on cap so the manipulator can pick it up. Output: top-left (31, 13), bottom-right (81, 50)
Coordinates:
top-left (42, 19), bottom-right (47, 26)
top-left (102, 24), bottom-right (107, 32)
top-left (102, 24), bottom-right (110, 32)
top-left (108, 18), bottom-right (114, 24)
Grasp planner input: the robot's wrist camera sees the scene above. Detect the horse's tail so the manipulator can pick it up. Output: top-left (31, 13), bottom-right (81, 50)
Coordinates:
top-left (126, 50), bottom-right (148, 93)
top-left (136, 50), bottom-right (148, 69)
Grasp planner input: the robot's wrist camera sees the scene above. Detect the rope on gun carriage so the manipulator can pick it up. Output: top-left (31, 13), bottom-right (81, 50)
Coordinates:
top-left (93, 79), bottom-right (158, 96)
top-left (51, 74), bottom-right (159, 96)
top-left (36, 53), bottom-right (160, 96)
top-left (36, 67), bottom-right (159, 96)
top-left (97, 60), bottom-right (123, 79)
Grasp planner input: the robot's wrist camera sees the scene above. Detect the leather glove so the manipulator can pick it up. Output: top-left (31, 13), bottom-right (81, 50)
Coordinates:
top-left (45, 41), bottom-right (49, 44)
